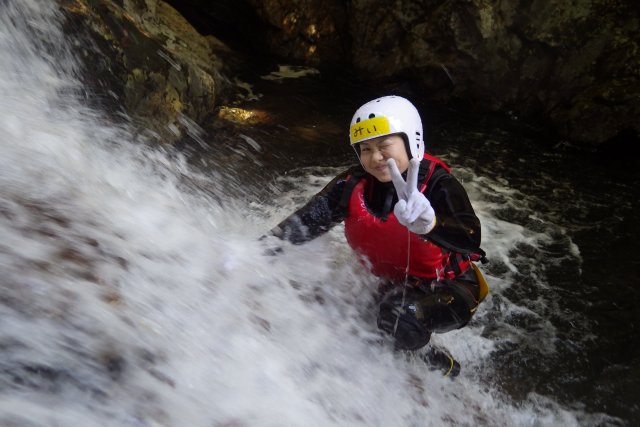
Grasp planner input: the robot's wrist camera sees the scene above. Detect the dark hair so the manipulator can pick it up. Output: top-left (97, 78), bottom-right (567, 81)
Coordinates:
top-left (400, 133), bottom-right (412, 159)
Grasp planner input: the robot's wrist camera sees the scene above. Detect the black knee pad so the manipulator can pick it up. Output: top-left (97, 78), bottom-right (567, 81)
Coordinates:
top-left (377, 289), bottom-right (432, 351)
top-left (377, 282), bottom-right (476, 342)
top-left (416, 281), bottom-right (477, 333)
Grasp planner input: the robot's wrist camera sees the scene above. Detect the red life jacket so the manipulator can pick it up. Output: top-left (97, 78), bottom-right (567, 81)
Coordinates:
top-left (343, 154), bottom-right (470, 282)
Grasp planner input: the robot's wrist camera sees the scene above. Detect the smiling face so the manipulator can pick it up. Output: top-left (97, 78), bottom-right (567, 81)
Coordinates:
top-left (358, 134), bottom-right (410, 182)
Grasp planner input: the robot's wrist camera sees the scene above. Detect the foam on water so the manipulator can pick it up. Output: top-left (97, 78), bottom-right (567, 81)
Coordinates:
top-left (0, 1), bottom-right (620, 426)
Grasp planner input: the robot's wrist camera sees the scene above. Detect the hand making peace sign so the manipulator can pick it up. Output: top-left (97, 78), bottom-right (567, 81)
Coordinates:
top-left (387, 158), bottom-right (436, 235)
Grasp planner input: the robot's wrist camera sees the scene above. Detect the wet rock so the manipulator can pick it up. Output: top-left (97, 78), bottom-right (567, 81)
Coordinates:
top-left (346, 0), bottom-right (639, 147)
top-left (58, 0), bottom-right (639, 148)
top-left (163, 0), bottom-right (270, 59)
top-left (217, 107), bottom-right (273, 126)
top-left (224, 0), bottom-right (639, 147)
top-left (246, 0), bottom-right (349, 67)
top-left (59, 0), bottom-right (238, 144)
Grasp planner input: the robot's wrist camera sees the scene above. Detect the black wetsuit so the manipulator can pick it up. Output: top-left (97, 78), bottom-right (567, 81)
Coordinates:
top-left (272, 160), bottom-right (481, 254)
top-left (271, 158), bottom-right (485, 350)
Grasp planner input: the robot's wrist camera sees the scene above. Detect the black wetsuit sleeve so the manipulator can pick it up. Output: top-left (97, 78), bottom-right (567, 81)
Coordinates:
top-left (424, 166), bottom-right (481, 254)
top-left (270, 168), bottom-right (352, 244)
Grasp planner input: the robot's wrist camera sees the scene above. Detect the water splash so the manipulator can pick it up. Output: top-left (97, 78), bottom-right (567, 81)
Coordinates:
top-left (0, 1), bottom-right (621, 426)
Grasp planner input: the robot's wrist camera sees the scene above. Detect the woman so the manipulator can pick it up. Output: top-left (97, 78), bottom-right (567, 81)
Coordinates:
top-left (270, 95), bottom-right (488, 376)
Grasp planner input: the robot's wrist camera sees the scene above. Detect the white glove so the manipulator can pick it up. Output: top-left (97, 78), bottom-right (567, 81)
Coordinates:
top-left (388, 158), bottom-right (436, 235)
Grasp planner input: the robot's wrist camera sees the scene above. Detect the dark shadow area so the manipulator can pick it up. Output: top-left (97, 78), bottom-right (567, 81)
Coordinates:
top-left (165, 0), bottom-right (272, 63)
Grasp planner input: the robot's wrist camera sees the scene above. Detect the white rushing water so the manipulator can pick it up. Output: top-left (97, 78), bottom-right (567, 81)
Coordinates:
top-left (0, 2), bottom-right (618, 426)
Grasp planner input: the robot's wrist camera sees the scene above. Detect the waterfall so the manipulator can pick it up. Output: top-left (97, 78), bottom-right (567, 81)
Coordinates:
top-left (0, 1), bottom-right (619, 426)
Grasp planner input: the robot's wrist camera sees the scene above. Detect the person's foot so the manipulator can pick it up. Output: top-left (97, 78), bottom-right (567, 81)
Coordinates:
top-left (421, 346), bottom-right (461, 378)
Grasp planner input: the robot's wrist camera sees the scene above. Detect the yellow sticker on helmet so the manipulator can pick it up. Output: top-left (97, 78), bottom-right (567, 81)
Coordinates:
top-left (350, 116), bottom-right (391, 144)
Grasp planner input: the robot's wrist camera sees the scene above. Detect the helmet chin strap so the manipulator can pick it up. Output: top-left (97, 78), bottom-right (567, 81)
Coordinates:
top-left (352, 145), bottom-right (363, 167)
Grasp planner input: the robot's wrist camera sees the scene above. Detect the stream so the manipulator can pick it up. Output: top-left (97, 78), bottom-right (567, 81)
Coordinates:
top-left (1, 1), bottom-right (638, 426)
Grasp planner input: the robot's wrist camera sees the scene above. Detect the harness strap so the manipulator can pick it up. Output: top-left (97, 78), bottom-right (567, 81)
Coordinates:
top-left (446, 252), bottom-right (465, 278)
top-left (444, 249), bottom-right (489, 279)
top-left (419, 158), bottom-right (438, 192)
top-left (338, 168), bottom-right (367, 211)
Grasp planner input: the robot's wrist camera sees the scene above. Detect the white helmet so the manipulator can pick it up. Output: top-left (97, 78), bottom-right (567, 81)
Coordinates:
top-left (349, 95), bottom-right (424, 160)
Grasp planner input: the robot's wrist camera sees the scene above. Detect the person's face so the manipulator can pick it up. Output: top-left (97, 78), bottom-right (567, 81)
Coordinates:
top-left (358, 134), bottom-right (409, 182)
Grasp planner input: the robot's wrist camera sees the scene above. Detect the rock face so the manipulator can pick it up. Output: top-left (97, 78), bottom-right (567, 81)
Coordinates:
top-left (60, 0), bottom-right (235, 143)
top-left (246, 0), bottom-right (640, 146)
top-left (61, 0), bottom-right (638, 147)
top-left (246, 0), bottom-right (349, 66)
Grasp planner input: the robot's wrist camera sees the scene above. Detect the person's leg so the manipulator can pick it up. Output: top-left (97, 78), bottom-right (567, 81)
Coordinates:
top-left (417, 267), bottom-right (480, 333)
top-left (376, 268), bottom-right (480, 348)
top-left (377, 286), bottom-right (432, 350)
